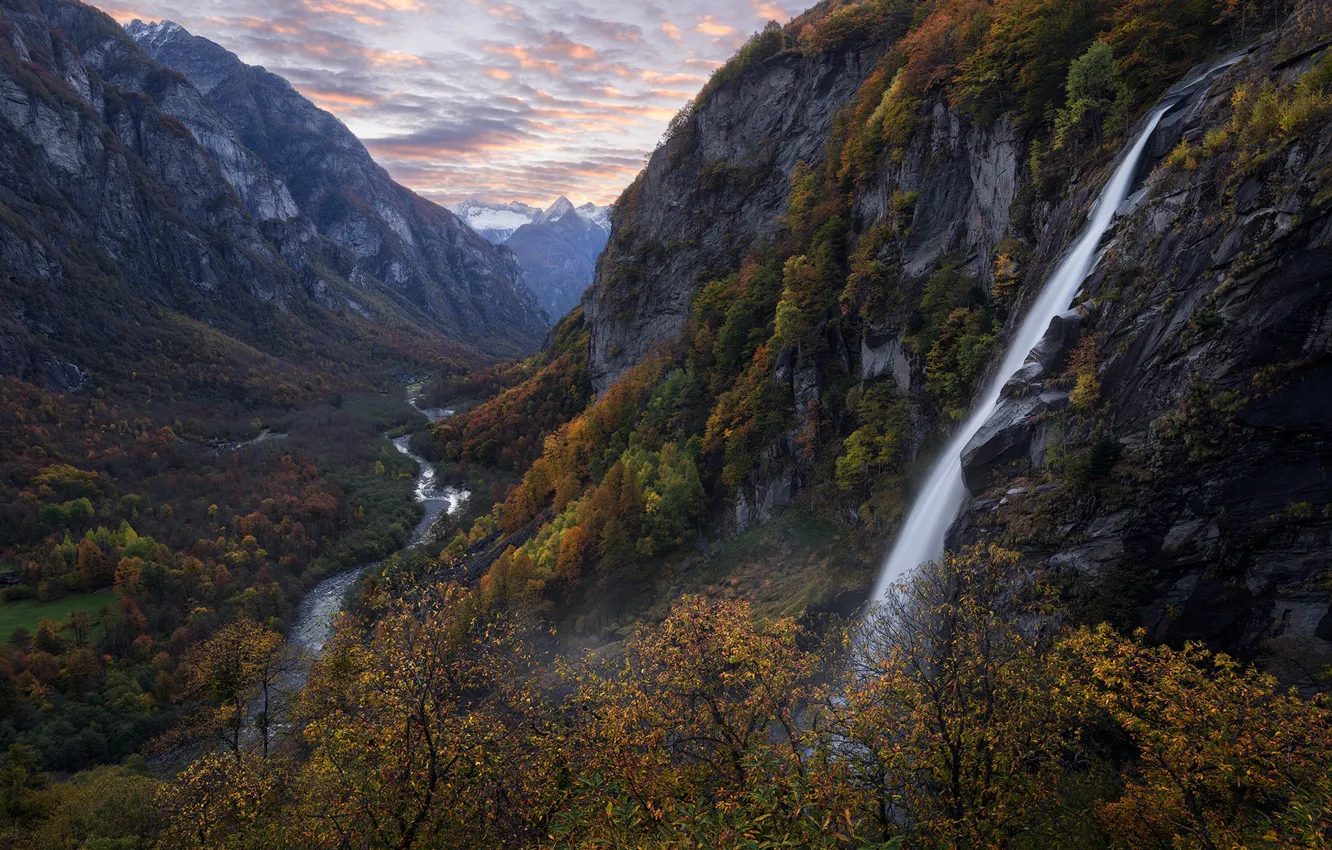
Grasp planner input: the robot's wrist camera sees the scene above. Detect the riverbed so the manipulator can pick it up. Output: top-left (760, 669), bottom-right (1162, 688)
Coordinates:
top-left (288, 393), bottom-right (467, 655)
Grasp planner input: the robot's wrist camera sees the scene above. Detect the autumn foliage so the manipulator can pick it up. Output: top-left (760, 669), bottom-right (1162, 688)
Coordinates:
top-left (38, 545), bottom-right (1324, 849)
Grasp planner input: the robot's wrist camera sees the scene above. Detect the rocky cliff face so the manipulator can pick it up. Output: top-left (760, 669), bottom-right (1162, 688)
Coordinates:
top-left (0, 0), bottom-right (546, 392)
top-left (504, 197), bottom-right (609, 319)
top-left (123, 16), bottom-right (547, 353)
top-left (579, 7), bottom-right (1330, 660)
top-left (956, 34), bottom-right (1332, 659)
top-left (586, 46), bottom-right (882, 395)
top-left (0, 0), bottom-right (304, 385)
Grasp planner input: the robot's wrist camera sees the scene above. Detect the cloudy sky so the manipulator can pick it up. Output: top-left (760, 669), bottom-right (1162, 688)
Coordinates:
top-left (93, 0), bottom-right (801, 207)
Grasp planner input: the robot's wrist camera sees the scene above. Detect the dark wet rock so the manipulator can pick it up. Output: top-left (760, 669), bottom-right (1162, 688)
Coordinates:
top-left (958, 36), bottom-right (1332, 656)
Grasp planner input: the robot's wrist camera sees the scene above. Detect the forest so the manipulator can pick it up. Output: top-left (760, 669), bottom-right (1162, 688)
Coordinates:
top-left (1, 0), bottom-right (1329, 845)
top-left (0, 376), bottom-right (429, 774)
top-left (3, 546), bottom-right (1328, 848)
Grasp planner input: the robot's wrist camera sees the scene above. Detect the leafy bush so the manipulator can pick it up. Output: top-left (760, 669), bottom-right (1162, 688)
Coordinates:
top-left (1054, 40), bottom-right (1126, 149)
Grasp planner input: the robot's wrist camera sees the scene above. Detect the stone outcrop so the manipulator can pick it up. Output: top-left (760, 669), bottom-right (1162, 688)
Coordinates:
top-left (959, 303), bottom-right (1091, 488)
top-left (860, 112), bottom-right (1022, 285)
top-left (586, 47), bottom-right (882, 395)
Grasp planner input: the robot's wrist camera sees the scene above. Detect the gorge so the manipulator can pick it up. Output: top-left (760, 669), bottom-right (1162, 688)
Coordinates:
top-left (0, 0), bottom-right (1329, 845)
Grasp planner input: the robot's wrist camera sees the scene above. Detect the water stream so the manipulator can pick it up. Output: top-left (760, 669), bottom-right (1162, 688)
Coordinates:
top-left (868, 56), bottom-right (1242, 603)
top-left (288, 392), bottom-right (467, 655)
top-left (870, 112), bottom-right (1166, 601)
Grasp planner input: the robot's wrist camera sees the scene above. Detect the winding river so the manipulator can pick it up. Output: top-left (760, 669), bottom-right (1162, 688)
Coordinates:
top-left (288, 392), bottom-right (467, 655)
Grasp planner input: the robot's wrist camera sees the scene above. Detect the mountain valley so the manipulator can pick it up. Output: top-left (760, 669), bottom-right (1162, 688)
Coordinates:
top-left (1, 0), bottom-right (1330, 846)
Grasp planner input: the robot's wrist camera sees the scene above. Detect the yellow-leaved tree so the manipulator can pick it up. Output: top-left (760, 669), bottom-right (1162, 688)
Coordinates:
top-left (553, 595), bottom-right (864, 848)
top-left (1059, 624), bottom-right (1332, 849)
top-left (835, 545), bottom-right (1081, 849)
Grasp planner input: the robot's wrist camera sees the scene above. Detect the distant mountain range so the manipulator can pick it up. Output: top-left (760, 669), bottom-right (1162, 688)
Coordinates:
top-left (454, 198), bottom-right (611, 244)
top-left (454, 198), bottom-right (612, 319)
top-left (0, 3), bottom-right (548, 394)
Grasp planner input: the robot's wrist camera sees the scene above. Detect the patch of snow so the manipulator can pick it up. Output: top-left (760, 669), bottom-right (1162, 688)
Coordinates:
top-left (576, 202), bottom-right (613, 232)
top-left (464, 208), bottom-right (539, 232)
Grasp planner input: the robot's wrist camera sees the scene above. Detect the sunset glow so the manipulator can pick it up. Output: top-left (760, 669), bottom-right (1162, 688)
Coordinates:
top-left (95, 0), bottom-right (800, 206)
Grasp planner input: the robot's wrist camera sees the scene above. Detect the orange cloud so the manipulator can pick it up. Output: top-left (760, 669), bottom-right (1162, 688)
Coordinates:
top-left (103, 7), bottom-right (148, 24)
top-left (290, 38), bottom-right (426, 67)
top-left (363, 48), bottom-right (427, 67)
top-left (695, 16), bottom-right (735, 36)
top-left (640, 70), bottom-right (706, 85)
top-left (485, 3), bottom-right (525, 20)
top-left (302, 0), bottom-right (422, 12)
top-left (484, 68), bottom-right (514, 81)
top-left (540, 34), bottom-right (601, 63)
top-left (304, 90), bottom-right (382, 111)
top-left (484, 44), bottom-right (561, 75)
top-left (298, 0), bottom-right (423, 26)
top-left (662, 21), bottom-right (682, 41)
top-left (226, 16), bottom-right (304, 35)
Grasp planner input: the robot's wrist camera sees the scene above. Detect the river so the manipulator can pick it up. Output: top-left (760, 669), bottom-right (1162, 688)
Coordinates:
top-left (288, 392), bottom-right (467, 655)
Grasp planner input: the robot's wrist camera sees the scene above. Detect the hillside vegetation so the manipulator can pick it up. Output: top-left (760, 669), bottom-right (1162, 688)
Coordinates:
top-left (2, 0), bottom-right (1330, 846)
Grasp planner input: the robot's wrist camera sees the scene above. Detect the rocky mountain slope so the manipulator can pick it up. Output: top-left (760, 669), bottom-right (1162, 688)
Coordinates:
top-left (124, 17), bottom-right (547, 354)
top-left (0, 0), bottom-right (547, 396)
top-left (587, 41), bottom-right (880, 394)
top-left (455, 197), bottom-right (612, 318)
top-left (433, 0), bottom-right (1331, 664)
top-left (503, 197), bottom-right (610, 319)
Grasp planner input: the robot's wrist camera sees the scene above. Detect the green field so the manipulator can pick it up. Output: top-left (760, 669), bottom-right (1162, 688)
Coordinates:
top-left (0, 589), bottom-right (117, 638)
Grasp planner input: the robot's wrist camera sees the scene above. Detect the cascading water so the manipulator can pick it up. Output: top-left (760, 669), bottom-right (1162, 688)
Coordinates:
top-left (868, 105), bottom-right (1172, 604)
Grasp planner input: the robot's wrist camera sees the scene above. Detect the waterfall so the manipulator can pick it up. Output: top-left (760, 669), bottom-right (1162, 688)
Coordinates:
top-left (867, 105), bottom-right (1171, 604)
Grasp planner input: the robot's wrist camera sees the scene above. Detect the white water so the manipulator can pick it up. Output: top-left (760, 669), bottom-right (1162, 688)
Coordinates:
top-left (868, 106), bottom-right (1170, 603)
top-left (393, 435), bottom-right (469, 546)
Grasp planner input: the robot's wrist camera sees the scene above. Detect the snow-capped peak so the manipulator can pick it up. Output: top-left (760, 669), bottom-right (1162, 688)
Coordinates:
top-left (123, 19), bottom-right (185, 50)
top-left (450, 200), bottom-right (543, 244)
top-left (576, 202), bottom-right (613, 232)
top-left (453, 196), bottom-right (614, 242)
top-left (542, 196), bottom-right (577, 223)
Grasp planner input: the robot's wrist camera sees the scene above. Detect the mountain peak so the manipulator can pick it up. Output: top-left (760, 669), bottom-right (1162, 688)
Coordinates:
top-left (543, 196), bottom-right (577, 222)
top-left (576, 201), bottom-right (613, 232)
top-left (123, 19), bottom-right (185, 48)
top-left (452, 200), bottom-right (543, 244)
